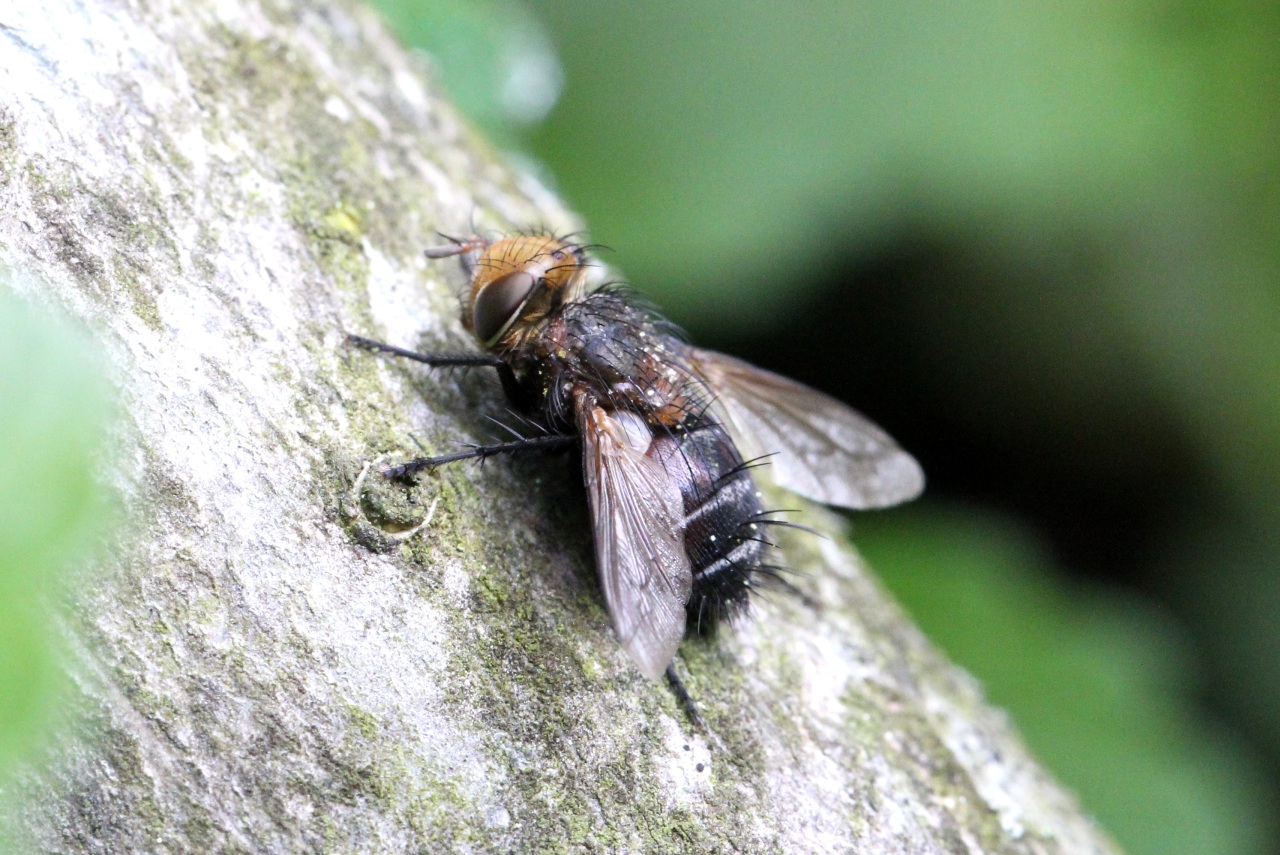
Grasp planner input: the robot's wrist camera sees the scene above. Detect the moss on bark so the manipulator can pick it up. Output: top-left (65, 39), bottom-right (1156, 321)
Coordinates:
top-left (0, 1), bottom-right (1120, 852)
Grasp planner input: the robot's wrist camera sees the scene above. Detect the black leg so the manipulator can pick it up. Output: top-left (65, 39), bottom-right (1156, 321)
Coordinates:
top-left (346, 332), bottom-right (531, 409)
top-left (665, 663), bottom-right (707, 731)
top-left (345, 333), bottom-right (505, 369)
top-left (385, 434), bottom-right (576, 478)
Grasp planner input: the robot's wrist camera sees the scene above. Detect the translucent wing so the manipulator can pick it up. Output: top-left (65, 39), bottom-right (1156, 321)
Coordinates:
top-left (689, 348), bottom-right (924, 509)
top-left (578, 401), bottom-right (692, 680)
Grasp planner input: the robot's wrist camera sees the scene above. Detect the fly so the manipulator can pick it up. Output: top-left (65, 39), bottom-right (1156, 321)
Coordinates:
top-left (347, 233), bottom-right (924, 721)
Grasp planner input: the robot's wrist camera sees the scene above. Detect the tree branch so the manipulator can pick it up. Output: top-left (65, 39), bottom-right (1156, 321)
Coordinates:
top-left (0, 0), bottom-right (1119, 851)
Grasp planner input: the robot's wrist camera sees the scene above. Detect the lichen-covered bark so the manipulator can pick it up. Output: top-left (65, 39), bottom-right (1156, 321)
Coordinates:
top-left (0, 1), bottom-right (1121, 852)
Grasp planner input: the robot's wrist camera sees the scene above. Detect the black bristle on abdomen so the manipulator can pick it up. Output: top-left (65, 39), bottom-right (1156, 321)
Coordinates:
top-left (647, 420), bottom-right (787, 635)
top-left (686, 516), bottom-right (772, 635)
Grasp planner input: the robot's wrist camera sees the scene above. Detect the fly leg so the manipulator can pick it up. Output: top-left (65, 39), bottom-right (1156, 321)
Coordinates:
top-left (384, 434), bottom-right (577, 479)
top-left (344, 332), bottom-right (529, 407)
top-left (665, 663), bottom-right (728, 750)
top-left (344, 333), bottom-right (505, 370)
top-left (345, 332), bottom-right (563, 470)
top-left (664, 664), bottom-right (705, 729)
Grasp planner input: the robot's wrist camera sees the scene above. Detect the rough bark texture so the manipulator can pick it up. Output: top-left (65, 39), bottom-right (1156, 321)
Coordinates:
top-left (0, 1), bottom-right (1121, 852)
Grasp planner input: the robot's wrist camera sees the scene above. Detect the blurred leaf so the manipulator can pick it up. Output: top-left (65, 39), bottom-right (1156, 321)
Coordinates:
top-left (520, 0), bottom-right (1197, 325)
top-left (370, 0), bottom-right (562, 143)
top-left (1167, 522), bottom-right (1280, 761)
top-left (0, 286), bottom-right (112, 769)
top-left (857, 505), bottom-right (1275, 855)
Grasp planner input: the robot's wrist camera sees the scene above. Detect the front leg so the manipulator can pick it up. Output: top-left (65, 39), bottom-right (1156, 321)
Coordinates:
top-left (344, 333), bottom-right (505, 369)
top-left (346, 332), bottom-right (563, 472)
top-left (346, 331), bottom-right (530, 408)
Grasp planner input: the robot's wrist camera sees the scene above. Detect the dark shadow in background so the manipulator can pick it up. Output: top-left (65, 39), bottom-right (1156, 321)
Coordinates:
top-left (686, 230), bottom-right (1267, 774)
top-left (691, 233), bottom-right (1208, 588)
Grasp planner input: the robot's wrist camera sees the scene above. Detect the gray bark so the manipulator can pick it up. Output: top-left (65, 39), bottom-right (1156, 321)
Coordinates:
top-left (0, 0), bottom-right (1121, 852)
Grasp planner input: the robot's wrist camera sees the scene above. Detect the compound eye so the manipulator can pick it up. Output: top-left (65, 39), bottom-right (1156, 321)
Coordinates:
top-left (472, 271), bottom-right (536, 344)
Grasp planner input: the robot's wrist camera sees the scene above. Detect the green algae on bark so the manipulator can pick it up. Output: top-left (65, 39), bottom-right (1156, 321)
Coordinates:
top-left (0, 1), bottom-right (1120, 852)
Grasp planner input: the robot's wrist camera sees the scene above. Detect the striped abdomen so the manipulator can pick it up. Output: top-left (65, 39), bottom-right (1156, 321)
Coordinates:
top-left (649, 421), bottom-right (767, 632)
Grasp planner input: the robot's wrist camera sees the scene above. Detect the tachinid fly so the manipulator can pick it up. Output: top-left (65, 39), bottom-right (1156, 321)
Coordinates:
top-left (348, 233), bottom-right (923, 707)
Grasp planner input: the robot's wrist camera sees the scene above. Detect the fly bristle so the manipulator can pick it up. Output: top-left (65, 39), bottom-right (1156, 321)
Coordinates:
top-left (746, 510), bottom-right (821, 538)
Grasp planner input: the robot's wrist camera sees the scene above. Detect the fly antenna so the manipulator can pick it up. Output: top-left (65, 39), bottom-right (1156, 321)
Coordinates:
top-left (424, 232), bottom-right (486, 259)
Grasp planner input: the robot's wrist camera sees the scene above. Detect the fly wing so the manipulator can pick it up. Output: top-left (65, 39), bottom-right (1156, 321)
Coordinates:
top-left (689, 348), bottom-right (924, 509)
top-left (578, 401), bottom-right (692, 680)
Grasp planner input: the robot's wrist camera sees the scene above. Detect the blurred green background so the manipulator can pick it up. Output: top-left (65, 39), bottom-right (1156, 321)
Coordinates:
top-left (373, 1), bottom-right (1279, 853)
top-left (3, 2), bottom-right (1276, 853)
top-left (0, 288), bottom-right (112, 782)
